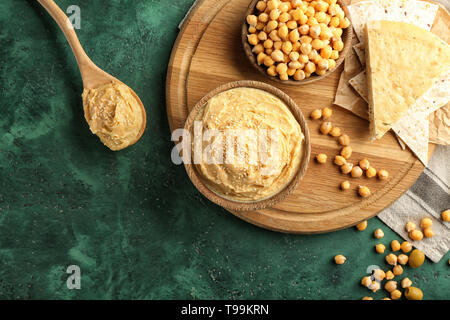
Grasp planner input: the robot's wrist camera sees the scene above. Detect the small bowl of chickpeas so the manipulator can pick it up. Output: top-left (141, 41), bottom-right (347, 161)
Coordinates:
top-left (242, 0), bottom-right (353, 84)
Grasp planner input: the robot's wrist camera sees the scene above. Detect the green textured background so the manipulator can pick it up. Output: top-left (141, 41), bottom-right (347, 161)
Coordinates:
top-left (0, 0), bottom-right (448, 300)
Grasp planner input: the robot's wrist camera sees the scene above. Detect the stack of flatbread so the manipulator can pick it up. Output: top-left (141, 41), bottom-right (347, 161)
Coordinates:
top-left (339, 0), bottom-right (450, 166)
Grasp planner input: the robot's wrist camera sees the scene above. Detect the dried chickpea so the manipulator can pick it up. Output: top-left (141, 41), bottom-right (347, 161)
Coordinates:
top-left (273, 41), bottom-right (283, 50)
top-left (279, 73), bottom-right (289, 81)
top-left (339, 17), bottom-right (351, 29)
top-left (361, 297), bottom-right (373, 300)
top-left (258, 12), bottom-right (269, 23)
top-left (356, 220), bottom-right (367, 231)
top-left (317, 59), bottom-right (329, 70)
top-left (279, 12), bottom-right (291, 23)
top-left (409, 249), bottom-right (425, 268)
top-left (334, 155), bottom-right (346, 166)
top-left (263, 55), bottom-right (275, 67)
top-left (338, 134), bottom-right (350, 146)
top-left (257, 52), bottom-right (266, 65)
top-left (300, 35), bottom-right (313, 44)
top-left (375, 244), bottom-right (386, 254)
top-left (334, 254), bottom-right (346, 265)
top-left (390, 290), bottom-right (402, 300)
top-left (361, 276), bottom-right (371, 288)
top-left (276, 63), bottom-right (288, 74)
top-left (340, 163), bottom-right (353, 174)
top-left (267, 0), bottom-right (279, 11)
top-left (319, 120), bottom-right (333, 134)
top-left (401, 277), bottom-right (412, 288)
top-left (286, 20), bottom-right (298, 30)
top-left (267, 65), bottom-right (277, 77)
top-left (287, 68), bottom-right (296, 76)
top-left (278, 25), bottom-right (289, 39)
top-left (247, 34), bottom-right (259, 46)
top-left (318, 108), bottom-right (331, 120)
top-left (385, 270), bottom-right (394, 280)
top-left (442, 209), bottom-right (450, 222)
top-left (340, 146), bottom-right (352, 159)
top-left (373, 269), bottom-right (385, 281)
top-left (374, 228), bottom-right (384, 239)
top-left (341, 180), bottom-right (350, 190)
top-left (305, 6), bottom-right (315, 17)
top-left (409, 230), bottom-right (423, 241)
top-left (358, 186), bottom-right (371, 198)
top-left (293, 69), bottom-right (306, 80)
top-left (320, 45), bottom-right (333, 59)
top-left (330, 49), bottom-right (339, 60)
top-left (377, 169), bottom-right (389, 180)
top-left (393, 265), bottom-right (403, 276)
top-left (400, 241), bottom-right (412, 253)
top-left (310, 109), bottom-right (322, 120)
top-left (263, 39), bottom-right (274, 49)
top-left (256, 1), bottom-right (266, 12)
top-left (397, 254), bottom-right (408, 265)
top-left (269, 9), bottom-right (281, 20)
top-left (329, 127), bottom-right (341, 137)
top-left (391, 240), bottom-right (401, 252)
top-left (316, 153), bottom-right (327, 164)
top-left (370, 281), bottom-right (380, 293)
top-left (253, 43), bottom-right (265, 54)
top-left (333, 39), bottom-right (344, 51)
top-left (265, 48), bottom-right (273, 55)
top-left (271, 49), bottom-right (284, 62)
top-left (255, 21), bottom-right (265, 30)
top-left (309, 25), bottom-right (321, 38)
top-left (329, 16), bottom-right (340, 27)
top-left (248, 26), bottom-right (257, 34)
top-left (300, 43), bottom-right (312, 54)
top-left (304, 61), bottom-right (316, 73)
top-left (359, 159), bottom-right (370, 171)
top-left (269, 30), bottom-right (281, 41)
top-left (366, 167), bottom-right (377, 178)
top-left (405, 221), bottom-right (416, 233)
top-left (247, 15), bottom-right (258, 26)
top-left (298, 54), bottom-right (309, 64)
top-left (282, 41), bottom-right (293, 54)
top-left (311, 38), bottom-right (324, 50)
top-left (405, 287), bottom-right (423, 300)
top-left (289, 29), bottom-right (300, 42)
top-left (385, 253), bottom-right (397, 265)
top-left (288, 61), bottom-right (303, 69)
top-left (266, 20), bottom-right (278, 32)
top-left (420, 217), bottom-right (432, 228)
top-left (351, 166), bottom-right (363, 178)
top-left (384, 280), bottom-right (397, 293)
top-left (423, 227), bottom-right (434, 238)
top-left (299, 24), bottom-right (310, 35)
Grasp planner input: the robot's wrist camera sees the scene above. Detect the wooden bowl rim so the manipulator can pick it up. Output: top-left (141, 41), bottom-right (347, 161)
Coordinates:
top-left (183, 80), bottom-right (311, 211)
top-left (241, 0), bottom-right (353, 85)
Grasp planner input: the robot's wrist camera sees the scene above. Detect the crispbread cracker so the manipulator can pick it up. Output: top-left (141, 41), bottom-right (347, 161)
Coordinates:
top-left (365, 20), bottom-right (450, 140)
top-left (348, 0), bottom-right (438, 45)
top-left (349, 71), bottom-right (368, 102)
top-left (352, 43), bottom-right (366, 67)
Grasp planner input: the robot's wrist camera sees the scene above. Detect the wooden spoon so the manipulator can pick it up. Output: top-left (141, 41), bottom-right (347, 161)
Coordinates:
top-left (37, 0), bottom-right (146, 148)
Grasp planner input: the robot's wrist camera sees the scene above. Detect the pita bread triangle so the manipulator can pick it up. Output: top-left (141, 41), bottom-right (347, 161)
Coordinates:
top-left (365, 20), bottom-right (450, 140)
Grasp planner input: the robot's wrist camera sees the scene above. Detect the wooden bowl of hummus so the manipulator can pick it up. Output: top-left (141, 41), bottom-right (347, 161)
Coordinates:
top-left (183, 80), bottom-right (311, 211)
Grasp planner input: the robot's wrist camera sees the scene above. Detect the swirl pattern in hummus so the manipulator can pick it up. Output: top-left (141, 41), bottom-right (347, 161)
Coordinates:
top-left (193, 88), bottom-right (304, 202)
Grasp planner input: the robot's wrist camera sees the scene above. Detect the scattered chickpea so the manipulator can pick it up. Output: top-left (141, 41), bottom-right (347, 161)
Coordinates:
top-left (441, 209), bottom-right (450, 222)
top-left (338, 134), bottom-right (350, 146)
top-left (361, 276), bottom-right (372, 288)
top-left (341, 180), bottom-right (350, 190)
top-left (341, 162), bottom-right (353, 174)
top-left (423, 227), bottom-right (434, 238)
top-left (351, 166), bottom-right (363, 178)
top-left (391, 240), bottom-right (401, 252)
top-left (310, 109), bottom-right (322, 119)
top-left (374, 228), bottom-right (384, 239)
top-left (384, 280), bottom-right (397, 293)
top-left (385, 253), bottom-right (397, 265)
top-left (366, 167), bottom-right (377, 178)
top-left (408, 249), bottom-right (425, 268)
top-left (377, 169), bottom-right (389, 180)
top-left (320, 121), bottom-right (332, 134)
top-left (359, 159), bottom-right (370, 171)
top-left (409, 229), bottom-right (424, 241)
top-left (385, 270), bottom-right (395, 280)
top-left (405, 287), bottom-right (423, 300)
top-left (375, 244), bottom-right (386, 254)
top-left (397, 254), bottom-right (408, 265)
top-left (390, 289), bottom-right (402, 300)
top-left (334, 155), bottom-right (347, 166)
top-left (420, 217), bottom-right (432, 229)
top-left (401, 278), bottom-right (412, 289)
top-left (372, 269), bottom-right (385, 281)
top-left (334, 254), bottom-right (346, 265)
top-left (316, 153), bottom-right (327, 164)
top-left (358, 186), bottom-right (371, 198)
top-left (340, 146), bottom-right (352, 159)
top-left (405, 221), bottom-right (416, 233)
top-left (370, 281), bottom-right (380, 292)
top-left (393, 265), bottom-right (403, 276)
top-left (356, 220), bottom-right (367, 231)
top-left (322, 107), bottom-right (332, 118)
top-left (400, 241), bottom-right (412, 253)
top-left (329, 127), bottom-right (341, 137)
top-left (362, 296), bottom-right (373, 300)
top-left (381, 298), bottom-right (391, 300)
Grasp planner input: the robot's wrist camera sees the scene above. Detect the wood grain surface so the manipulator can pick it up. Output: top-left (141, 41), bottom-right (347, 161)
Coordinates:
top-left (166, 0), bottom-right (445, 233)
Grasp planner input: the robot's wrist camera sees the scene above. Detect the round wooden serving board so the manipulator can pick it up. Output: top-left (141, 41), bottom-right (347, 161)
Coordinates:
top-left (166, 0), bottom-right (445, 234)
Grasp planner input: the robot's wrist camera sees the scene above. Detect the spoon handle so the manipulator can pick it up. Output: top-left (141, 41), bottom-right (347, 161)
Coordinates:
top-left (37, 0), bottom-right (110, 88)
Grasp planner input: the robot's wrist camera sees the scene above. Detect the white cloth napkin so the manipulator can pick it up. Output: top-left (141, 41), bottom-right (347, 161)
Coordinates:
top-left (179, 0), bottom-right (450, 262)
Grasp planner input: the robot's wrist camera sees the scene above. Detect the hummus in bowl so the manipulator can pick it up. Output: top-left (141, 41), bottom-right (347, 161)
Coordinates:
top-left (183, 81), bottom-right (311, 211)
